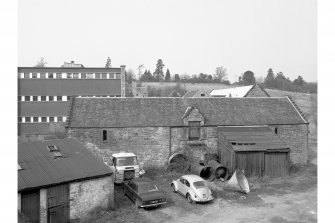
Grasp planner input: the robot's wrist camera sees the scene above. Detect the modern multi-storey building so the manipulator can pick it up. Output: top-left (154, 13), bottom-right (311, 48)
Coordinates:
top-left (18, 62), bottom-right (126, 135)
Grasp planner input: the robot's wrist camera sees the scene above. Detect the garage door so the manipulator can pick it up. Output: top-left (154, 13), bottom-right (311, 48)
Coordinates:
top-left (21, 190), bottom-right (40, 223)
top-left (235, 152), bottom-right (264, 177)
top-left (264, 152), bottom-right (289, 177)
top-left (47, 184), bottom-right (69, 223)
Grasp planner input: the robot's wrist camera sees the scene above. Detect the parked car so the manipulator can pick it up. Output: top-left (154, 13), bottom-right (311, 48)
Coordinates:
top-left (171, 174), bottom-right (214, 203)
top-left (123, 178), bottom-right (166, 208)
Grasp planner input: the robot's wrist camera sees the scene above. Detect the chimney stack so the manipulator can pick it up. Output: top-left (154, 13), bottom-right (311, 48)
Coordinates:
top-left (120, 65), bottom-right (126, 97)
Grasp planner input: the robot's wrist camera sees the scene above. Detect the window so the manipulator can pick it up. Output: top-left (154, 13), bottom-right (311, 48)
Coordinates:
top-left (275, 127), bottom-right (278, 134)
top-left (33, 96), bottom-right (38, 101)
top-left (40, 73), bottom-right (46, 78)
top-left (67, 96), bottom-right (71, 101)
top-left (48, 73), bottom-right (54, 78)
top-left (87, 73), bottom-right (94, 79)
top-left (57, 96), bottom-right (62, 101)
top-left (32, 73), bottom-right (38, 78)
top-left (41, 117), bottom-right (47, 122)
top-left (56, 73), bottom-right (62, 78)
top-left (25, 117), bottom-right (31, 123)
top-left (18, 96), bottom-right (21, 102)
top-left (73, 73), bottom-right (79, 79)
top-left (24, 73), bottom-right (30, 78)
top-left (102, 73), bottom-right (107, 79)
top-left (49, 96), bottom-right (54, 101)
top-left (115, 73), bottom-right (121, 79)
top-left (189, 121), bottom-right (201, 140)
top-left (49, 117), bottom-right (54, 122)
top-left (201, 94), bottom-right (205, 97)
top-left (185, 180), bottom-right (190, 187)
top-left (25, 96), bottom-right (30, 101)
top-left (81, 73), bottom-right (86, 78)
top-left (57, 117), bottom-right (63, 122)
top-left (41, 96), bottom-right (46, 101)
top-left (67, 73), bottom-right (73, 78)
top-left (95, 73), bottom-right (101, 79)
top-left (47, 145), bottom-right (62, 159)
top-left (18, 117), bottom-right (22, 123)
top-left (33, 117), bottom-right (38, 122)
top-left (103, 130), bottom-right (107, 141)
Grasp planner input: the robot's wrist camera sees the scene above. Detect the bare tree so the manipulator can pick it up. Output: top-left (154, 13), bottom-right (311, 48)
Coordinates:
top-left (215, 66), bottom-right (228, 82)
top-left (137, 64), bottom-right (145, 80)
top-left (35, 57), bottom-right (47, 67)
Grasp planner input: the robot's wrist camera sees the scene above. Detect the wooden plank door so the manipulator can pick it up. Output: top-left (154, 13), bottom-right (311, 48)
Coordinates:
top-left (264, 152), bottom-right (289, 177)
top-left (21, 190), bottom-right (40, 223)
top-left (235, 152), bottom-right (264, 177)
top-left (47, 184), bottom-right (69, 223)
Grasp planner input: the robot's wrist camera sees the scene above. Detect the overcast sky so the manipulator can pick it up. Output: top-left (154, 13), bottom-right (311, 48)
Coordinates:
top-left (18, 0), bottom-right (316, 82)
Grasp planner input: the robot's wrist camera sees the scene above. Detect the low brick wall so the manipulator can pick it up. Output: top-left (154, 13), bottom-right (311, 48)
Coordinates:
top-left (69, 176), bottom-right (113, 220)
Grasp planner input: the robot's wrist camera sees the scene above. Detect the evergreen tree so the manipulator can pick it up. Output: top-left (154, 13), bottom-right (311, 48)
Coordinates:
top-left (165, 69), bottom-right (171, 82)
top-left (153, 59), bottom-right (165, 81)
top-left (293, 76), bottom-right (305, 86)
top-left (174, 74), bottom-right (180, 82)
top-left (264, 68), bottom-right (276, 88)
top-left (242, 71), bottom-right (256, 85)
top-left (105, 57), bottom-right (112, 68)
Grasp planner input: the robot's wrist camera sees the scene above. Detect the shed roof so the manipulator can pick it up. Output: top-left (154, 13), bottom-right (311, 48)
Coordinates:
top-left (67, 97), bottom-right (308, 128)
top-left (18, 138), bottom-right (112, 192)
top-left (218, 126), bottom-right (289, 152)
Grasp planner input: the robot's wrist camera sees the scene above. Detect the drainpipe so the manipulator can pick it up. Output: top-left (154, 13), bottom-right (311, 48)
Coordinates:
top-left (120, 65), bottom-right (126, 97)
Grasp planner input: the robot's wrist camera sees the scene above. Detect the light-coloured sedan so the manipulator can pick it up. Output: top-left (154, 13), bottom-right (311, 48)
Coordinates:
top-left (171, 174), bottom-right (214, 203)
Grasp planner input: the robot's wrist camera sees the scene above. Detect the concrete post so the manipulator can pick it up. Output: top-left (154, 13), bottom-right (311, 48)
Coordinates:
top-left (120, 65), bottom-right (126, 97)
top-left (18, 193), bottom-right (21, 212)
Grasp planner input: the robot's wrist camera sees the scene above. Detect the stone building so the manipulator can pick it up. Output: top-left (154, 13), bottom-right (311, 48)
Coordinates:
top-left (18, 62), bottom-right (126, 135)
top-left (66, 97), bottom-right (308, 167)
top-left (18, 138), bottom-right (114, 223)
top-left (210, 84), bottom-right (270, 97)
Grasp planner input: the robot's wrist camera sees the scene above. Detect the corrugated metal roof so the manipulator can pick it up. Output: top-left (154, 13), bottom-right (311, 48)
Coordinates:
top-left (218, 126), bottom-right (289, 152)
top-left (210, 85), bottom-right (254, 97)
top-left (18, 138), bottom-right (112, 191)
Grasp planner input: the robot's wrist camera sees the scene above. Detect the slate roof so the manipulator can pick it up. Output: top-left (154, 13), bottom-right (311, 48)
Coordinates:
top-left (18, 138), bottom-right (112, 192)
top-left (218, 126), bottom-right (289, 151)
top-left (67, 97), bottom-right (308, 128)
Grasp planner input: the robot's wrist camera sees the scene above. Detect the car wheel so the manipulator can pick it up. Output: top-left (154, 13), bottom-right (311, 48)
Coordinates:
top-left (187, 194), bottom-right (194, 204)
top-left (135, 199), bottom-right (141, 208)
top-left (172, 184), bottom-right (177, 193)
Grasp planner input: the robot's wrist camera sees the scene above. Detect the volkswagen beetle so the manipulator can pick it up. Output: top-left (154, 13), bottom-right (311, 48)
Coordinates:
top-left (171, 174), bottom-right (214, 203)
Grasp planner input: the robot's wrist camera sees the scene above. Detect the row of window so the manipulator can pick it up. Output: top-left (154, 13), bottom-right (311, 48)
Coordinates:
top-left (18, 116), bottom-right (67, 123)
top-left (18, 72), bottom-right (121, 79)
top-left (18, 95), bottom-right (118, 102)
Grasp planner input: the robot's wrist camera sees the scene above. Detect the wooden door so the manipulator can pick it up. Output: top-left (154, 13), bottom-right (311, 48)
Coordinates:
top-left (264, 152), bottom-right (289, 177)
top-left (235, 152), bottom-right (264, 177)
top-left (47, 184), bottom-right (69, 223)
top-left (21, 190), bottom-right (40, 223)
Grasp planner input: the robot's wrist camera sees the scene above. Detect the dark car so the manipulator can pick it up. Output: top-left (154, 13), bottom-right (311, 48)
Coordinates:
top-left (123, 178), bottom-right (166, 208)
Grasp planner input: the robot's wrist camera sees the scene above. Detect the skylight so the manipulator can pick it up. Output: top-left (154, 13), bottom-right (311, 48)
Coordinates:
top-left (47, 145), bottom-right (63, 159)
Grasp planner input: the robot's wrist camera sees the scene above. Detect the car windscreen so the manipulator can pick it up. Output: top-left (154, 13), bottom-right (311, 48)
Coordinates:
top-left (193, 181), bottom-right (206, 189)
top-left (138, 183), bottom-right (159, 194)
top-left (116, 156), bottom-right (138, 166)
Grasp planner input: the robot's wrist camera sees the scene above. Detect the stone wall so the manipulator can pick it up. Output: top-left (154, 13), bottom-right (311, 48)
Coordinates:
top-left (270, 124), bottom-right (309, 163)
top-left (69, 176), bottom-right (113, 220)
top-left (68, 127), bottom-right (171, 166)
top-left (245, 85), bottom-right (269, 97)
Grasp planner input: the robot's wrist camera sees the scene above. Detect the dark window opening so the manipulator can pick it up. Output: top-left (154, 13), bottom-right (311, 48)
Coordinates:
top-left (189, 121), bottom-right (201, 140)
top-left (95, 73), bottom-right (101, 79)
top-left (67, 96), bottom-right (71, 101)
top-left (103, 130), bottom-right (107, 141)
top-left (32, 73), bottom-right (37, 78)
top-left (33, 96), bottom-right (38, 101)
top-left (81, 73), bottom-right (86, 78)
top-left (49, 96), bottom-right (54, 101)
top-left (18, 96), bottom-right (21, 102)
top-left (275, 128), bottom-right (278, 134)
top-left (41, 96), bottom-right (46, 101)
top-left (25, 96), bottom-right (30, 101)
top-left (57, 117), bottom-right (63, 122)
top-left (18, 117), bottom-right (22, 123)
top-left (48, 73), bottom-right (54, 78)
top-left (24, 73), bottom-right (30, 78)
top-left (49, 117), bottom-right (55, 122)
top-left (67, 73), bottom-right (73, 78)
top-left (57, 96), bottom-right (62, 101)
top-left (201, 94), bottom-right (205, 97)
top-left (41, 117), bottom-right (47, 122)
top-left (33, 117), bottom-right (38, 122)
top-left (102, 73), bottom-right (107, 78)
top-left (25, 117), bottom-right (31, 123)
